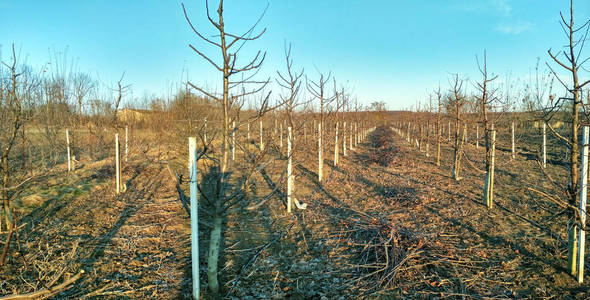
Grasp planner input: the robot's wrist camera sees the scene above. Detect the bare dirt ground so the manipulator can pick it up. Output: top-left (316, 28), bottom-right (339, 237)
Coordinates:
top-left (2, 125), bottom-right (589, 299)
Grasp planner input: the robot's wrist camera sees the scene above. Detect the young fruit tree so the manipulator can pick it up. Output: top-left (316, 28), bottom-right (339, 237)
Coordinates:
top-left (447, 74), bottom-right (467, 181)
top-left (182, 0), bottom-right (286, 295)
top-left (474, 51), bottom-right (500, 208)
top-left (541, 0), bottom-right (590, 281)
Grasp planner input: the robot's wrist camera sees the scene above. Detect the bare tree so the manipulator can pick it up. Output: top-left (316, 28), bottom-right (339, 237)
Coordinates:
top-left (276, 43), bottom-right (305, 137)
top-left (435, 86), bottom-right (442, 166)
top-left (0, 45), bottom-right (43, 265)
top-left (474, 51), bottom-right (499, 207)
top-left (307, 71), bottom-right (334, 182)
top-left (112, 72), bottom-right (131, 128)
top-left (182, 0), bottom-right (278, 294)
top-left (448, 74), bottom-right (467, 181)
top-left (71, 72), bottom-right (95, 127)
top-left (544, 0), bottom-right (590, 276)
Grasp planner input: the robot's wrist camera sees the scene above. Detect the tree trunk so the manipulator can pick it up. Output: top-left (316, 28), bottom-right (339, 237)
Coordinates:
top-left (207, 214), bottom-right (222, 294)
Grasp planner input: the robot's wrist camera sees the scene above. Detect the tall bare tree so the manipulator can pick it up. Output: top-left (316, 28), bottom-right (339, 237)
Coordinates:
top-left (182, 0), bottom-right (276, 294)
top-left (474, 51), bottom-right (499, 207)
top-left (545, 0), bottom-right (590, 276)
top-left (307, 72), bottom-right (334, 182)
top-left (435, 86), bottom-right (443, 166)
top-left (448, 74), bottom-right (467, 181)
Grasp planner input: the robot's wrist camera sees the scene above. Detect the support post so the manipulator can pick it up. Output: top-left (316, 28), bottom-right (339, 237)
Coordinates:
top-left (232, 121), bottom-right (235, 161)
top-left (355, 123), bottom-right (359, 147)
top-left (188, 137), bottom-right (199, 299)
top-left (334, 122), bottom-right (339, 166)
top-left (578, 126), bottom-right (589, 283)
top-left (448, 122), bottom-right (451, 141)
top-left (280, 123), bottom-right (283, 150)
top-left (350, 123), bottom-right (354, 150)
top-left (543, 123), bottom-right (547, 169)
top-left (318, 123), bottom-right (323, 183)
top-left (260, 120), bottom-right (264, 151)
top-left (125, 125), bottom-right (129, 162)
top-left (204, 118), bottom-right (207, 144)
top-left (476, 124), bottom-right (479, 149)
top-left (287, 127), bottom-right (292, 213)
top-left (511, 122), bottom-right (515, 159)
top-left (343, 121), bottom-right (347, 157)
top-left (115, 133), bottom-right (121, 194)
top-left (66, 129), bottom-right (71, 172)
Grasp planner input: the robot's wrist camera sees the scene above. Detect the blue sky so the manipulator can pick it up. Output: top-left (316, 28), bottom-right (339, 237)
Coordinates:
top-left (1, 0), bottom-right (589, 110)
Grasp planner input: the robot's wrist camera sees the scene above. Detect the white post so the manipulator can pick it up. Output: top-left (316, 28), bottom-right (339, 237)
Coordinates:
top-left (280, 123), bottom-right (283, 149)
top-left (355, 123), bottom-right (358, 147)
top-left (511, 122), bottom-right (515, 159)
top-left (66, 129), bottom-right (71, 172)
top-left (578, 126), bottom-right (589, 283)
top-left (188, 137), bottom-right (200, 299)
top-left (247, 122), bottom-right (250, 141)
top-left (334, 122), bottom-right (339, 166)
top-left (115, 133), bottom-right (120, 194)
top-left (260, 120), bottom-right (264, 151)
top-left (350, 123), bottom-right (354, 151)
top-left (204, 118), bottom-right (208, 144)
top-left (232, 121), bottom-right (235, 161)
top-left (287, 127), bottom-right (293, 213)
top-left (543, 123), bottom-right (547, 169)
top-left (463, 123), bottom-right (467, 144)
top-left (318, 123), bottom-right (323, 183)
top-left (476, 125), bottom-right (479, 149)
top-left (343, 121), bottom-right (347, 157)
top-left (448, 122), bottom-right (451, 141)
top-left (125, 125), bottom-right (129, 162)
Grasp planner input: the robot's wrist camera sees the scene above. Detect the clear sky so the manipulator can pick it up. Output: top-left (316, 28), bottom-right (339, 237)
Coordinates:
top-left (1, 0), bottom-right (589, 110)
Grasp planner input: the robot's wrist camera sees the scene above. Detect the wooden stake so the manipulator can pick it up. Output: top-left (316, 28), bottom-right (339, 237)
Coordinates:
top-left (125, 125), bottom-right (129, 162)
top-left (66, 129), bottom-right (71, 172)
top-left (115, 133), bottom-right (120, 194)
top-left (343, 121), bottom-right (347, 157)
top-left (489, 129), bottom-right (496, 209)
top-left (476, 125), bottom-right (479, 149)
top-left (247, 122), bottom-right (250, 141)
top-left (543, 123), bottom-right (547, 169)
top-left (232, 121), bottom-right (235, 161)
top-left (260, 120), bottom-right (264, 151)
top-left (355, 123), bottom-right (359, 147)
top-left (204, 118), bottom-right (208, 144)
top-left (350, 123), bottom-right (354, 150)
top-left (318, 123), bottom-right (323, 183)
top-left (188, 137), bottom-right (199, 299)
top-left (511, 122), bottom-right (515, 159)
top-left (287, 127), bottom-right (293, 213)
top-left (280, 123), bottom-right (283, 150)
top-left (448, 122), bottom-right (451, 141)
top-left (334, 122), bottom-right (339, 166)
top-left (578, 126), bottom-right (589, 283)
